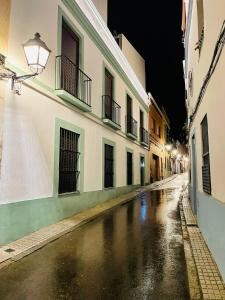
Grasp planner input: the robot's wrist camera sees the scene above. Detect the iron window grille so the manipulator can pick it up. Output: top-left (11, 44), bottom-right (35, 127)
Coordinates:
top-left (102, 95), bottom-right (121, 126)
top-left (127, 152), bottom-right (133, 185)
top-left (201, 115), bottom-right (211, 194)
top-left (104, 144), bottom-right (114, 188)
top-left (126, 115), bottom-right (137, 137)
top-left (140, 127), bottom-right (149, 145)
top-left (58, 128), bottom-right (80, 194)
top-left (55, 55), bottom-right (92, 107)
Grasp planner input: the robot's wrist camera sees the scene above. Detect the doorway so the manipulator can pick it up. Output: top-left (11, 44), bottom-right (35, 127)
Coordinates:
top-left (152, 154), bottom-right (159, 182)
top-left (61, 19), bottom-right (80, 97)
top-left (140, 156), bottom-right (145, 186)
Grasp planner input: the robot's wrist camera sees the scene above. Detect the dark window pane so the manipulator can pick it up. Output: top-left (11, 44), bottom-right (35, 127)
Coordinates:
top-left (127, 152), bottom-right (133, 185)
top-left (58, 128), bottom-right (80, 194)
top-left (104, 144), bottom-right (114, 188)
top-left (201, 115), bottom-right (211, 194)
top-left (105, 69), bottom-right (113, 98)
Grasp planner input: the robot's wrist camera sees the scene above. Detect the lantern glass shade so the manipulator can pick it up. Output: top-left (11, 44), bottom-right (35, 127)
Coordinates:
top-left (23, 33), bottom-right (51, 74)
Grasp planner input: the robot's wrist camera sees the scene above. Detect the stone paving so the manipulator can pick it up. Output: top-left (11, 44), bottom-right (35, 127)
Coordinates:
top-left (182, 192), bottom-right (197, 226)
top-left (181, 189), bottom-right (225, 300)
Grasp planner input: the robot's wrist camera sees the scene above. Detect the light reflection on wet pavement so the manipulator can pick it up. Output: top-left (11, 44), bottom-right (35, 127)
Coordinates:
top-left (0, 187), bottom-right (189, 300)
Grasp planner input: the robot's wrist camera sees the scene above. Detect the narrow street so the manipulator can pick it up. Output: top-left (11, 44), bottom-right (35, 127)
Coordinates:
top-left (0, 175), bottom-right (189, 300)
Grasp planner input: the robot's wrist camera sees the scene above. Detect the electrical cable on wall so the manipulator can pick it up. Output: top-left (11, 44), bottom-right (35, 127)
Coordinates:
top-left (189, 20), bottom-right (225, 128)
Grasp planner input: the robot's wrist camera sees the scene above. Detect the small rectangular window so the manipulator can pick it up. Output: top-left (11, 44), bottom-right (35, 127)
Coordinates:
top-left (104, 144), bottom-right (114, 188)
top-left (201, 115), bottom-right (211, 194)
top-left (152, 118), bottom-right (156, 134)
top-left (58, 128), bottom-right (80, 194)
top-left (127, 152), bottom-right (133, 185)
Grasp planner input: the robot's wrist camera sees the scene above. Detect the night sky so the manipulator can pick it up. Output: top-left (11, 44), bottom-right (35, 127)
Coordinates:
top-left (108, 1), bottom-right (186, 140)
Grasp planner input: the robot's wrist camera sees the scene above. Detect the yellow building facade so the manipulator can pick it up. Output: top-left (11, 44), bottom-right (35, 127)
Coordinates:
top-left (149, 98), bottom-right (171, 182)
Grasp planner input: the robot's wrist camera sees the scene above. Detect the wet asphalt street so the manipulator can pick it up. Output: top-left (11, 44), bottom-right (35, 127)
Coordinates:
top-left (0, 175), bottom-right (189, 300)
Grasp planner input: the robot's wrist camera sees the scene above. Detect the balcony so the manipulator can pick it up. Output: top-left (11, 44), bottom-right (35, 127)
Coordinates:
top-left (202, 164), bottom-right (211, 194)
top-left (126, 115), bottom-right (137, 139)
top-left (140, 127), bottom-right (149, 146)
top-left (102, 95), bottom-right (121, 130)
top-left (55, 55), bottom-right (92, 112)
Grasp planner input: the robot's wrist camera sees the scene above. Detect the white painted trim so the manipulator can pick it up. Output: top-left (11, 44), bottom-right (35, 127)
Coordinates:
top-left (75, 0), bottom-right (151, 106)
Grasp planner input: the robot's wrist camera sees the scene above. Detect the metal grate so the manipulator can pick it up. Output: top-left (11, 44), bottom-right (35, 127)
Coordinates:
top-left (140, 127), bottom-right (149, 145)
top-left (55, 55), bottom-right (92, 107)
top-left (202, 164), bottom-right (211, 194)
top-left (104, 144), bottom-right (114, 188)
top-left (126, 115), bottom-right (137, 137)
top-left (102, 95), bottom-right (121, 126)
top-left (58, 128), bottom-right (80, 194)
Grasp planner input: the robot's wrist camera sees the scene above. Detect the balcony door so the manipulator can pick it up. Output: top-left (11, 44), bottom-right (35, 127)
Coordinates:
top-left (61, 19), bottom-right (80, 97)
top-left (127, 95), bottom-right (132, 117)
top-left (105, 69), bottom-right (113, 119)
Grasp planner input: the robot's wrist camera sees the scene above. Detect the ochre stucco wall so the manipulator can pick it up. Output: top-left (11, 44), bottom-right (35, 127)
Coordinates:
top-left (0, 0), bottom-right (11, 55)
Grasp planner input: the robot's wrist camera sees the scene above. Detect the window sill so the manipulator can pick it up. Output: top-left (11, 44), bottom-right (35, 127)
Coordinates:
top-left (103, 187), bottom-right (114, 190)
top-left (58, 191), bottom-right (80, 197)
top-left (55, 89), bottom-right (92, 112)
top-left (102, 118), bottom-right (121, 130)
top-left (126, 132), bottom-right (137, 140)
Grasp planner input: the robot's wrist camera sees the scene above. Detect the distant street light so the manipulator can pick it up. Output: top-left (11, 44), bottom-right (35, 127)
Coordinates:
top-left (165, 144), bottom-right (172, 152)
top-left (172, 149), bottom-right (178, 156)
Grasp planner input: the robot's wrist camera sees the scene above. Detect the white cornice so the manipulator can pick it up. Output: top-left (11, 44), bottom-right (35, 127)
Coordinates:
top-left (75, 0), bottom-right (151, 106)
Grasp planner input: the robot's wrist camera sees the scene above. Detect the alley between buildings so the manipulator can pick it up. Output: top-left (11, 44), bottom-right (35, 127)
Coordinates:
top-left (0, 174), bottom-right (189, 300)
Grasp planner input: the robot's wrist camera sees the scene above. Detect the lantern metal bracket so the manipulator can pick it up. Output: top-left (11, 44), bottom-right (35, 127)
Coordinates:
top-left (0, 53), bottom-right (38, 95)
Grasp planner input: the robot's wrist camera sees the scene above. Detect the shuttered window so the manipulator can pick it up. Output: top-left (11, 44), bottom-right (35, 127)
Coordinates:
top-left (104, 144), bottom-right (114, 188)
top-left (201, 115), bottom-right (211, 194)
top-left (58, 128), bottom-right (80, 194)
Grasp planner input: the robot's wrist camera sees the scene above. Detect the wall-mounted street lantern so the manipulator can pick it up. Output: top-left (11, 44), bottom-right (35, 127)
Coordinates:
top-left (0, 33), bottom-right (51, 94)
top-left (165, 144), bottom-right (172, 152)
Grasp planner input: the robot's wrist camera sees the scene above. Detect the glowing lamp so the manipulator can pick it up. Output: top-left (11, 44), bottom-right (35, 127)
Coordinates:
top-left (165, 144), bottom-right (172, 151)
top-left (23, 33), bottom-right (51, 74)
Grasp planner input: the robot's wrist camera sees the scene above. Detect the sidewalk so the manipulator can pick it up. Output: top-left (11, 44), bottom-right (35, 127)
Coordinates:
top-left (0, 174), bottom-right (178, 270)
top-left (180, 186), bottom-right (225, 300)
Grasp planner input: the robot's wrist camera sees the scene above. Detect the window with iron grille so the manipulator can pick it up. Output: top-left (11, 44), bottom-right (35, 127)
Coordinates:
top-left (127, 152), bottom-right (133, 185)
top-left (201, 115), bottom-right (211, 194)
top-left (104, 144), bottom-right (114, 188)
top-left (58, 128), bottom-right (80, 194)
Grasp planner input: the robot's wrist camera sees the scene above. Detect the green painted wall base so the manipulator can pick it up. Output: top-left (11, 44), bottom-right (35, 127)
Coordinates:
top-left (0, 185), bottom-right (139, 245)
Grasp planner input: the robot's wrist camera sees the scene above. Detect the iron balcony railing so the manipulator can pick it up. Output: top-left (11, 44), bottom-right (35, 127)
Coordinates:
top-left (202, 164), bottom-right (211, 194)
top-left (55, 55), bottom-right (92, 107)
top-left (140, 127), bottom-right (149, 145)
top-left (126, 115), bottom-right (137, 137)
top-left (102, 95), bottom-right (121, 127)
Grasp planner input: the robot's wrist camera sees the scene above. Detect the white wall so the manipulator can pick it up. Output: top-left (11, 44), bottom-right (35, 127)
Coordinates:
top-left (119, 34), bottom-right (146, 90)
top-left (0, 0), bottom-right (149, 204)
top-left (91, 0), bottom-right (108, 24)
top-left (187, 0), bottom-right (225, 203)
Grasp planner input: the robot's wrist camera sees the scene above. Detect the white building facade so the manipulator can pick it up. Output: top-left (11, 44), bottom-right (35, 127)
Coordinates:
top-left (183, 0), bottom-right (225, 280)
top-left (0, 0), bottom-right (150, 244)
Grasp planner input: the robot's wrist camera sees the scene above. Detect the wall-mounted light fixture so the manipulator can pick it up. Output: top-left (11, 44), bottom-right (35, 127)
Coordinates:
top-left (0, 33), bottom-right (51, 95)
top-left (165, 144), bottom-right (172, 152)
